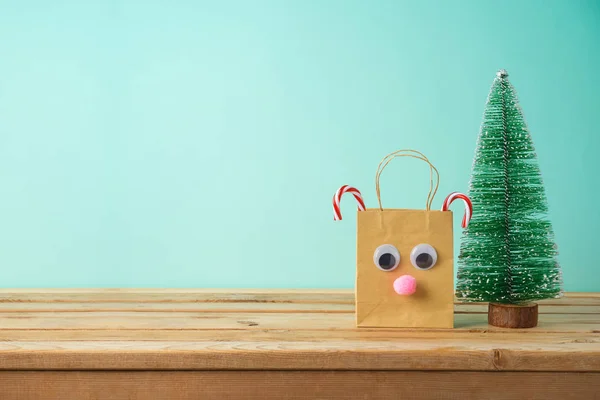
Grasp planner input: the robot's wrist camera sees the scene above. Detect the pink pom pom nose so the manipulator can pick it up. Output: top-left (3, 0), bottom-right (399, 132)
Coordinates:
top-left (393, 275), bottom-right (417, 296)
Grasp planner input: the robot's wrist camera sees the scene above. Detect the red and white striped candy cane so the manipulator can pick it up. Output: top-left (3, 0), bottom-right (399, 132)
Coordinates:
top-left (442, 192), bottom-right (473, 228)
top-left (333, 185), bottom-right (366, 221)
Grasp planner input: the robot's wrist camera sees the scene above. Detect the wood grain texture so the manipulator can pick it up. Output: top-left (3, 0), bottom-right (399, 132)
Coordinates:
top-left (488, 302), bottom-right (539, 328)
top-left (0, 290), bottom-right (597, 373)
top-left (0, 340), bottom-right (598, 372)
top-left (0, 371), bottom-right (598, 400)
top-left (1, 301), bottom-right (599, 314)
top-left (0, 288), bottom-right (597, 303)
top-left (0, 311), bottom-right (597, 331)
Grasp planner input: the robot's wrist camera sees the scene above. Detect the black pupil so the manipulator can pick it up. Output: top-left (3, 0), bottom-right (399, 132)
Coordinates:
top-left (378, 253), bottom-right (396, 270)
top-left (416, 253), bottom-right (433, 269)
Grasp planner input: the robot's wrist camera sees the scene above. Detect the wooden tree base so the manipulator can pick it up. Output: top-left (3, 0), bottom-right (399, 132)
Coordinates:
top-left (488, 302), bottom-right (538, 328)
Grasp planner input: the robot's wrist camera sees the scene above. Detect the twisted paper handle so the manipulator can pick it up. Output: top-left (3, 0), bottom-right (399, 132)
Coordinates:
top-left (375, 149), bottom-right (440, 211)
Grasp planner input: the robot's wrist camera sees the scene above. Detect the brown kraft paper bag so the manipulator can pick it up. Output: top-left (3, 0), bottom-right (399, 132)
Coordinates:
top-left (332, 150), bottom-right (472, 328)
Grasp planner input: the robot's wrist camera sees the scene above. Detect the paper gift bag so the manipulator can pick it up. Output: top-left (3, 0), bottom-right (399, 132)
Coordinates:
top-left (333, 150), bottom-right (472, 329)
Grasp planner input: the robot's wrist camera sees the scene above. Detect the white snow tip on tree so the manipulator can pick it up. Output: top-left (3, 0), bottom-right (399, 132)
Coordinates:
top-left (497, 69), bottom-right (509, 78)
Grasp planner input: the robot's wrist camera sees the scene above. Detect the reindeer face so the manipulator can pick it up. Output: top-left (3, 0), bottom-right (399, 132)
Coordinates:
top-left (355, 209), bottom-right (454, 328)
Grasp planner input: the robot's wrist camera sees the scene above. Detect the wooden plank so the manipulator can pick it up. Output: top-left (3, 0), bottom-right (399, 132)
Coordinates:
top-left (0, 338), bottom-right (598, 371)
top-left (0, 289), bottom-right (355, 304)
top-left (0, 328), bottom-right (598, 343)
top-left (0, 371), bottom-right (598, 400)
top-left (0, 289), bottom-right (598, 305)
top-left (0, 289), bottom-right (594, 297)
top-left (457, 304), bottom-right (600, 314)
top-left (0, 311), bottom-right (597, 331)
top-left (0, 301), bottom-right (356, 313)
top-left (0, 289), bottom-right (352, 294)
top-left (561, 292), bottom-right (600, 298)
top-left (0, 301), bottom-right (598, 314)
top-left (471, 297), bottom-right (600, 306)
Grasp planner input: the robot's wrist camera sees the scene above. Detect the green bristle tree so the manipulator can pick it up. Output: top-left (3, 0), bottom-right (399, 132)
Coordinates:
top-left (456, 69), bottom-right (563, 305)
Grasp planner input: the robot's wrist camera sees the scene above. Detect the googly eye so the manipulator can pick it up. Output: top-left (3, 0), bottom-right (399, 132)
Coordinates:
top-left (373, 244), bottom-right (400, 272)
top-left (410, 244), bottom-right (438, 270)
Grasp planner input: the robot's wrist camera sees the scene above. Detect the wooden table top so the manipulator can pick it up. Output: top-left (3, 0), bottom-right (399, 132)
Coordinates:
top-left (0, 289), bottom-right (598, 372)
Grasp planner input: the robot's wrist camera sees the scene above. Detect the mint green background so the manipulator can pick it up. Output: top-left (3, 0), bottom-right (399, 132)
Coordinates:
top-left (0, 0), bottom-right (598, 290)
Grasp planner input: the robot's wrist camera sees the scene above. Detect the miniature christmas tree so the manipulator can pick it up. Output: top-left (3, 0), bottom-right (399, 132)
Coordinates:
top-left (455, 69), bottom-right (563, 327)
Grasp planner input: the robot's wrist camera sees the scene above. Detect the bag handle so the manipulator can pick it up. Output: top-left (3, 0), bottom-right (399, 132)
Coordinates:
top-left (375, 149), bottom-right (440, 211)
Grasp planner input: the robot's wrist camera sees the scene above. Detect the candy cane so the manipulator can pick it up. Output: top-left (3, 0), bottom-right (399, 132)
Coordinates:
top-left (333, 185), bottom-right (365, 221)
top-left (442, 192), bottom-right (473, 228)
